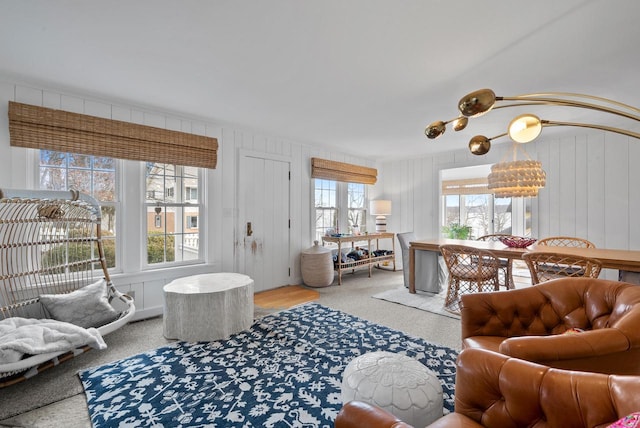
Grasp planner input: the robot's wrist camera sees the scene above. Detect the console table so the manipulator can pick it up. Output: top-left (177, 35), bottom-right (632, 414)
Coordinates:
top-left (322, 233), bottom-right (396, 285)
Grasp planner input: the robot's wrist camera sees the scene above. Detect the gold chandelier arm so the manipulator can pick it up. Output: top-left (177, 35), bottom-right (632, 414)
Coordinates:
top-left (490, 132), bottom-right (509, 141)
top-left (506, 92), bottom-right (640, 114)
top-left (498, 97), bottom-right (640, 122)
top-left (542, 120), bottom-right (640, 140)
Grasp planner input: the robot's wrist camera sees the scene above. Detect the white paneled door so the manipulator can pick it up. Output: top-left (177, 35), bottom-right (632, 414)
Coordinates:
top-left (238, 152), bottom-right (291, 292)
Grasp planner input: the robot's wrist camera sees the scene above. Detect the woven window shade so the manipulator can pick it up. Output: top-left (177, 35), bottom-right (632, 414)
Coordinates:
top-left (311, 157), bottom-right (377, 184)
top-left (8, 101), bottom-right (218, 169)
top-left (441, 177), bottom-right (489, 195)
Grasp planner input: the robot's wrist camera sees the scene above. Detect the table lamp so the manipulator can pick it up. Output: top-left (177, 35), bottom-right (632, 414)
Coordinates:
top-left (370, 200), bottom-right (392, 232)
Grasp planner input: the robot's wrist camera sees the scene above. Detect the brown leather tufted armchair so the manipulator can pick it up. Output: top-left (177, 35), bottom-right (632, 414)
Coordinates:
top-left (461, 277), bottom-right (640, 374)
top-left (335, 348), bottom-right (640, 428)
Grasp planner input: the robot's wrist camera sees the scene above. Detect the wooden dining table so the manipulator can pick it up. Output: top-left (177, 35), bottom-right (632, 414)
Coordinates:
top-left (408, 238), bottom-right (640, 294)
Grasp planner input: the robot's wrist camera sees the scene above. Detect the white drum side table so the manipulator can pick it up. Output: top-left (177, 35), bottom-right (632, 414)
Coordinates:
top-left (163, 273), bottom-right (254, 342)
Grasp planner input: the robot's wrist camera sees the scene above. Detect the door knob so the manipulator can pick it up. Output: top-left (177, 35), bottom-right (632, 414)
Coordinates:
top-left (246, 222), bottom-right (253, 236)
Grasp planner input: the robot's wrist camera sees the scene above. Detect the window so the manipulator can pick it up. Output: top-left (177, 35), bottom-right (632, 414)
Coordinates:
top-left (313, 179), bottom-right (368, 242)
top-left (185, 186), bottom-right (198, 201)
top-left (347, 182), bottom-right (366, 233)
top-left (314, 179), bottom-right (337, 242)
top-left (443, 193), bottom-right (514, 238)
top-left (145, 163), bottom-right (203, 265)
top-left (441, 165), bottom-right (531, 239)
top-left (39, 150), bottom-right (118, 268)
top-left (187, 215), bottom-right (198, 229)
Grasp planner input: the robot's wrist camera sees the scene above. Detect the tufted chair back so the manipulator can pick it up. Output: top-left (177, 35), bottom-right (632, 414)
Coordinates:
top-left (460, 277), bottom-right (640, 374)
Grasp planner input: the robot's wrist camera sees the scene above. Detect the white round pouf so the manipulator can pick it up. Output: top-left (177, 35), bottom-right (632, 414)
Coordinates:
top-left (341, 351), bottom-right (443, 427)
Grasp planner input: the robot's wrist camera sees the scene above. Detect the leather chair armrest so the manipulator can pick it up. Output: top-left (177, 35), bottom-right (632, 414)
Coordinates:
top-left (335, 401), bottom-right (413, 428)
top-left (335, 401), bottom-right (483, 428)
top-left (499, 328), bottom-right (630, 362)
top-left (426, 413), bottom-right (484, 427)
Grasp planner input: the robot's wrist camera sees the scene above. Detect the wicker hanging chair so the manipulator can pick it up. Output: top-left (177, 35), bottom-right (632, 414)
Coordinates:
top-left (0, 188), bottom-right (135, 387)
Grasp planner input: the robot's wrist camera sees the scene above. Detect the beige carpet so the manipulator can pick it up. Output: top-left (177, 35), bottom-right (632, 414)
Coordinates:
top-left (372, 287), bottom-right (460, 320)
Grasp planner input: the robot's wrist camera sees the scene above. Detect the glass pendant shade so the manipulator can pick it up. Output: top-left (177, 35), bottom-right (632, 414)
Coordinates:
top-left (458, 88), bottom-right (497, 117)
top-left (425, 121), bottom-right (446, 139)
top-left (508, 114), bottom-right (543, 143)
top-left (452, 116), bottom-right (468, 131)
top-left (468, 136), bottom-right (491, 155)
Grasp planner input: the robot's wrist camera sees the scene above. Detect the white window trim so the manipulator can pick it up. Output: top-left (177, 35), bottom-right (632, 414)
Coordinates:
top-left (141, 163), bottom-right (206, 270)
top-left (33, 151), bottom-right (209, 275)
top-left (312, 179), bottom-right (368, 241)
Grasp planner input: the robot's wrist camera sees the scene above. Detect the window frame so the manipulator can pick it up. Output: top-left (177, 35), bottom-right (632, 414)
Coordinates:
top-left (143, 162), bottom-right (205, 268)
top-left (34, 150), bottom-right (209, 274)
top-left (313, 179), bottom-right (368, 243)
top-left (37, 149), bottom-right (122, 272)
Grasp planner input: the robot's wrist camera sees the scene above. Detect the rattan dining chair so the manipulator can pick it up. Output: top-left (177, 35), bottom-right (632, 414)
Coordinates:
top-left (522, 251), bottom-right (603, 284)
top-left (476, 234), bottom-right (516, 290)
top-left (440, 244), bottom-right (500, 314)
top-left (537, 236), bottom-right (596, 248)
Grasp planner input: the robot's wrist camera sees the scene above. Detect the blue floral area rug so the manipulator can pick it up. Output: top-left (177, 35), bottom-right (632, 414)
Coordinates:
top-left (80, 303), bottom-right (458, 427)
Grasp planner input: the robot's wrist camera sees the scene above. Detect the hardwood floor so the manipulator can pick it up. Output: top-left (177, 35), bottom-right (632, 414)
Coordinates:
top-left (254, 285), bottom-right (320, 309)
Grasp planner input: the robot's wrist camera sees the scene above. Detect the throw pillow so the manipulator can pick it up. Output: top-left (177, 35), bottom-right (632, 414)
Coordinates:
top-left (39, 278), bottom-right (119, 329)
top-left (608, 412), bottom-right (640, 428)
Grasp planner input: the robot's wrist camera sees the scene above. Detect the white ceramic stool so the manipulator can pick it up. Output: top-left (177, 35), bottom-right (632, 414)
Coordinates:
top-left (341, 351), bottom-right (443, 427)
top-left (163, 273), bottom-right (254, 342)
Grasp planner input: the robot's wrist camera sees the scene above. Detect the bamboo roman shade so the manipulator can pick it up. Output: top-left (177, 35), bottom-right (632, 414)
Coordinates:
top-left (441, 177), bottom-right (490, 195)
top-left (8, 101), bottom-right (218, 169)
top-left (311, 157), bottom-right (377, 184)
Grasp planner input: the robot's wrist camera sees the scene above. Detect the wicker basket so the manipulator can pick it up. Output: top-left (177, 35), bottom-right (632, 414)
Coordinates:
top-left (301, 241), bottom-right (334, 287)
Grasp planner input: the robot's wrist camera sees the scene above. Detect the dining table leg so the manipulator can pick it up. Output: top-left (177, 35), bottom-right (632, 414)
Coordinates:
top-left (409, 245), bottom-right (416, 293)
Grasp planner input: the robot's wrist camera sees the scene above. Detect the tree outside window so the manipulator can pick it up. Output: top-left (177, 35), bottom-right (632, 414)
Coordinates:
top-left (347, 182), bottom-right (366, 233)
top-left (39, 150), bottom-right (118, 268)
top-left (314, 179), bottom-right (337, 242)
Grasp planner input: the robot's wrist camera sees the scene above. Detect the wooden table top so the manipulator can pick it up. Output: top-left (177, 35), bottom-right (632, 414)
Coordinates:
top-left (409, 238), bottom-right (640, 272)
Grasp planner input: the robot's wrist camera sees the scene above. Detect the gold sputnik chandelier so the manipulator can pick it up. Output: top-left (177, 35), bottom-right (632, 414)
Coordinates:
top-left (425, 88), bottom-right (640, 155)
top-left (425, 89), bottom-right (640, 197)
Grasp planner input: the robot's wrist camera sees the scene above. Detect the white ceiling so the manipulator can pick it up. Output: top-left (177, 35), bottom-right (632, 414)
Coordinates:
top-left (1, 0), bottom-right (638, 160)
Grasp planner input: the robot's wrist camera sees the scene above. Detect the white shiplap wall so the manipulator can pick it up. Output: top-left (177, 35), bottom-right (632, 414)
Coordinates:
top-left (379, 132), bottom-right (640, 281)
top-left (0, 77), bottom-right (376, 319)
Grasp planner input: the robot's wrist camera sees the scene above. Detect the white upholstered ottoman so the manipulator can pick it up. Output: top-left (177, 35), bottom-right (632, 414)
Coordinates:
top-left (163, 273), bottom-right (254, 342)
top-left (341, 351), bottom-right (443, 427)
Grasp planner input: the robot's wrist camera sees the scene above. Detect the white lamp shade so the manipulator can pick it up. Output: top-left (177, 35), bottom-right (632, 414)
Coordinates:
top-left (370, 200), bottom-right (392, 215)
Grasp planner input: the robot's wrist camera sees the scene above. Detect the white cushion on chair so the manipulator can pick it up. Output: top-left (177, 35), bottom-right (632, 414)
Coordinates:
top-left (40, 278), bottom-right (119, 329)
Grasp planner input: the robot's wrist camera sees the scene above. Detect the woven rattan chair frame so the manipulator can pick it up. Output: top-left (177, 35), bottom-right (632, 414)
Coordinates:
top-left (522, 251), bottom-right (603, 285)
top-left (537, 236), bottom-right (596, 248)
top-left (476, 234), bottom-right (516, 290)
top-left (0, 188), bottom-right (135, 387)
top-left (440, 244), bottom-right (500, 314)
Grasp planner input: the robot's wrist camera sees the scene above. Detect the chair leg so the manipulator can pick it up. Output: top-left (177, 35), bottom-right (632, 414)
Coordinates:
top-left (444, 279), bottom-right (460, 313)
top-left (506, 261), bottom-right (515, 289)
